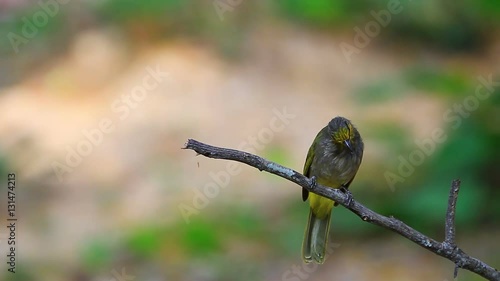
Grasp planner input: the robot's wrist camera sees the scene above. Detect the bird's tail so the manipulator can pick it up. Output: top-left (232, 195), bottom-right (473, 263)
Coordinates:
top-left (302, 208), bottom-right (331, 264)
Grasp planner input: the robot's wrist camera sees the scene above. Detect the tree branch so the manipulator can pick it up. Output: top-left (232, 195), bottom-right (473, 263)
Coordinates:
top-left (183, 139), bottom-right (500, 281)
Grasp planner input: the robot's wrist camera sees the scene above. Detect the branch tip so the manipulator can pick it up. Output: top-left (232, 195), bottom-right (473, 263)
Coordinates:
top-left (445, 179), bottom-right (461, 245)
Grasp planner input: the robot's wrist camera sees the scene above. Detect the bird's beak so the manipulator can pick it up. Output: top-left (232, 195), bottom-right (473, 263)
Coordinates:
top-left (344, 140), bottom-right (353, 153)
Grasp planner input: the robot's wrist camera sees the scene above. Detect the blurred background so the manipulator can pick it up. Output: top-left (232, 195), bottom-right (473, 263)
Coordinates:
top-left (0, 0), bottom-right (499, 280)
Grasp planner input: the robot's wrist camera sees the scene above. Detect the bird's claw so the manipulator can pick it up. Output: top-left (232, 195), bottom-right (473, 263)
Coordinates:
top-left (309, 176), bottom-right (317, 188)
top-left (340, 186), bottom-right (354, 206)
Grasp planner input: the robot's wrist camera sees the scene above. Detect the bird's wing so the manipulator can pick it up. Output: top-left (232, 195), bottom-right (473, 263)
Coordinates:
top-left (302, 135), bottom-right (317, 201)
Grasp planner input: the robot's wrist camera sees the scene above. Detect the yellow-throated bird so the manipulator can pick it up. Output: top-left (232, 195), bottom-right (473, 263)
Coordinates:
top-left (302, 116), bottom-right (363, 264)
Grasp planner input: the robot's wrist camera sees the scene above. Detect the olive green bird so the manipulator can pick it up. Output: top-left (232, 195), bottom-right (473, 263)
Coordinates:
top-left (302, 116), bottom-right (364, 264)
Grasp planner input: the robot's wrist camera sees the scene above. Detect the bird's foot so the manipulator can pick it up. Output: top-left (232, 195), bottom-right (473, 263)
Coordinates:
top-left (340, 187), bottom-right (353, 206)
top-left (309, 176), bottom-right (317, 189)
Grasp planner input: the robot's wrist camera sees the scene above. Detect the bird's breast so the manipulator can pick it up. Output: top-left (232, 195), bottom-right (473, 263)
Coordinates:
top-left (310, 149), bottom-right (361, 188)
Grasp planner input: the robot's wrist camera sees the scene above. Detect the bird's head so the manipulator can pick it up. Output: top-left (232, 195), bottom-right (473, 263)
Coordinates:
top-left (328, 117), bottom-right (358, 153)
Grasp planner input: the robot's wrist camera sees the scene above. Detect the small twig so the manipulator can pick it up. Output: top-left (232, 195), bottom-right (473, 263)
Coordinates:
top-left (445, 179), bottom-right (461, 278)
top-left (184, 139), bottom-right (500, 281)
top-left (445, 179), bottom-right (461, 245)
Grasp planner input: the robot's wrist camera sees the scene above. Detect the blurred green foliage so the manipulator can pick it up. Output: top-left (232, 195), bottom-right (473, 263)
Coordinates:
top-left (0, 6), bottom-right (63, 51)
top-left (2, 0), bottom-right (498, 59)
top-left (99, 0), bottom-right (500, 52)
top-left (3, 270), bottom-right (36, 281)
top-left (99, 0), bottom-right (186, 20)
top-left (278, 0), bottom-right (499, 50)
top-left (353, 68), bottom-right (500, 236)
top-left (276, 0), bottom-right (363, 27)
top-left (182, 220), bottom-right (221, 255)
top-left (97, 0), bottom-right (193, 34)
top-left (82, 239), bottom-right (115, 270)
top-left (127, 226), bottom-right (165, 257)
top-left (74, 208), bottom-right (272, 280)
top-left (404, 67), bottom-right (473, 97)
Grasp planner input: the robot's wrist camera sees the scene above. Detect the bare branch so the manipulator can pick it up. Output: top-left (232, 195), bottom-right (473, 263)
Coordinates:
top-left (184, 139), bottom-right (500, 281)
top-left (445, 179), bottom-right (461, 278)
top-left (445, 179), bottom-right (461, 245)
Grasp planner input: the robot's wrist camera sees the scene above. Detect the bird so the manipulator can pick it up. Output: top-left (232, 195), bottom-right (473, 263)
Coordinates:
top-left (302, 116), bottom-right (364, 264)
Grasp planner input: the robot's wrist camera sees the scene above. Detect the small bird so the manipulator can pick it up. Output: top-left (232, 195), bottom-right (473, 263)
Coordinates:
top-left (302, 116), bottom-right (364, 264)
